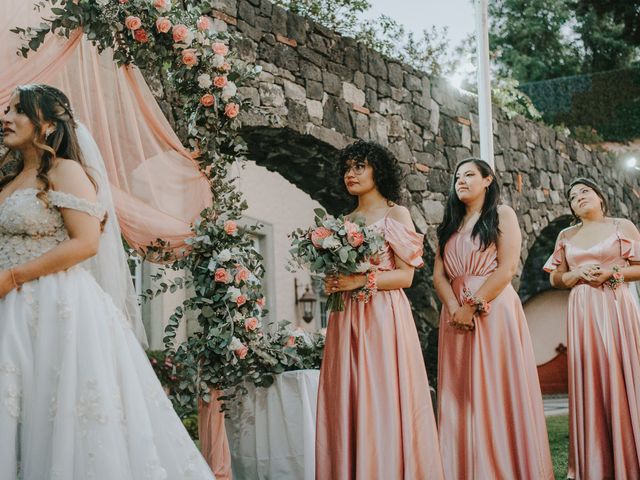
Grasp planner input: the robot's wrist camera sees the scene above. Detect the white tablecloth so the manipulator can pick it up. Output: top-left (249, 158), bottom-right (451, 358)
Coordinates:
top-left (225, 369), bottom-right (320, 480)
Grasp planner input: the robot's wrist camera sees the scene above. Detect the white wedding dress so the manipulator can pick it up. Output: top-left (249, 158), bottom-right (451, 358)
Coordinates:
top-left (0, 187), bottom-right (215, 479)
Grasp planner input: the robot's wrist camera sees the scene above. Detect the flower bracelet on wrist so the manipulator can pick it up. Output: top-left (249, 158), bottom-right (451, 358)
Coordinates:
top-left (605, 265), bottom-right (624, 290)
top-left (352, 271), bottom-right (378, 303)
top-left (462, 288), bottom-right (491, 315)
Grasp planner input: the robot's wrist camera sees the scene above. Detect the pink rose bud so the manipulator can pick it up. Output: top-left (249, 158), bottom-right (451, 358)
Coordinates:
top-left (154, 0), bottom-right (171, 11)
top-left (224, 103), bottom-right (240, 118)
top-left (221, 62), bottom-right (231, 72)
top-left (125, 16), bottom-right (142, 31)
top-left (133, 28), bottom-right (149, 43)
top-left (200, 94), bottom-right (215, 107)
top-left (214, 268), bottom-right (230, 283)
top-left (286, 336), bottom-right (296, 348)
top-left (224, 220), bottom-right (238, 235)
top-left (119, 0), bottom-right (128, 3)
top-left (181, 49), bottom-right (198, 68)
top-left (213, 76), bottom-right (228, 89)
top-left (256, 297), bottom-right (266, 308)
top-left (235, 344), bottom-right (248, 359)
top-left (196, 16), bottom-right (212, 32)
top-left (347, 231), bottom-right (364, 247)
top-left (172, 24), bottom-right (189, 42)
top-left (236, 295), bottom-right (247, 306)
top-left (244, 317), bottom-right (259, 331)
top-left (212, 42), bottom-right (229, 56)
top-left (156, 17), bottom-right (172, 33)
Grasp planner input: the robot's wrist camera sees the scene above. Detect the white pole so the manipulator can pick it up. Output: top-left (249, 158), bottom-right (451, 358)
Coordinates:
top-left (475, 0), bottom-right (494, 168)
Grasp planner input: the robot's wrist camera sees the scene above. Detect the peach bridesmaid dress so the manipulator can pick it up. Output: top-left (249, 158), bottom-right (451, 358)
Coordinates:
top-left (315, 215), bottom-right (444, 480)
top-left (438, 227), bottom-right (554, 480)
top-left (544, 223), bottom-right (640, 479)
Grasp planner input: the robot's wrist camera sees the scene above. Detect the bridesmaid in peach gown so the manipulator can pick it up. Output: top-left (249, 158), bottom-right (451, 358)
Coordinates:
top-left (316, 141), bottom-right (444, 480)
top-left (434, 158), bottom-right (553, 479)
top-left (544, 177), bottom-right (640, 479)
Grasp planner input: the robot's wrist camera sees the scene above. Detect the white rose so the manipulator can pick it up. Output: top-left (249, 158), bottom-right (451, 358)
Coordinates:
top-left (322, 236), bottom-right (341, 250)
top-left (96, 0), bottom-right (109, 5)
top-left (217, 248), bottom-right (232, 262)
top-left (221, 82), bottom-right (237, 101)
top-left (228, 336), bottom-right (243, 351)
top-left (211, 54), bottom-right (225, 68)
top-left (227, 287), bottom-right (241, 301)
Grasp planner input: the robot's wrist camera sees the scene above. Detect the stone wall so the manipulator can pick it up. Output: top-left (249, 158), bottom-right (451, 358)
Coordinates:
top-left (207, 0), bottom-right (640, 331)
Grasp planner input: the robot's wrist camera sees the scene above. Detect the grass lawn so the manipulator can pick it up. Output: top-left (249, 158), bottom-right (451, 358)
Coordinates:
top-left (547, 415), bottom-right (569, 479)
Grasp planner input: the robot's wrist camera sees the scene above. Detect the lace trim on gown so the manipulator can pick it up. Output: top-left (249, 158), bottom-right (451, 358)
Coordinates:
top-left (47, 190), bottom-right (106, 220)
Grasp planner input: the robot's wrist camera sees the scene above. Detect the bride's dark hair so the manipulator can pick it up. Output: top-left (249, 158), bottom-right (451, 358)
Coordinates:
top-left (436, 158), bottom-right (501, 256)
top-left (0, 84), bottom-right (96, 198)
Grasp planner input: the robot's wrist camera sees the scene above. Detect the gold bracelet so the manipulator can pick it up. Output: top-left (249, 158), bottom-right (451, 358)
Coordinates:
top-left (9, 268), bottom-right (20, 291)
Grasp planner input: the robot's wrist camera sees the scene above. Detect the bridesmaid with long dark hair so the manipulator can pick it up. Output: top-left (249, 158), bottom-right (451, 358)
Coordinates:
top-left (544, 177), bottom-right (640, 479)
top-left (434, 158), bottom-right (553, 479)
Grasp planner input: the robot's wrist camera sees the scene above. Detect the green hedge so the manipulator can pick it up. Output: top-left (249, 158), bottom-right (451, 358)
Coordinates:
top-left (520, 67), bottom-right (640, 142)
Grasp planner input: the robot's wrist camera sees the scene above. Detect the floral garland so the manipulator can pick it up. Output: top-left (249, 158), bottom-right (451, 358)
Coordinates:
top-left (15, 0), bottom-right (324, 407)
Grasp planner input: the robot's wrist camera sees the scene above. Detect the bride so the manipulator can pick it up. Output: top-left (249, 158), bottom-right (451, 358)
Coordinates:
top-left (0, 84), bottom-right (215, 479)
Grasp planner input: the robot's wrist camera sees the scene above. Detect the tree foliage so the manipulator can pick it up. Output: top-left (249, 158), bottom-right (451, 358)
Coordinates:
top-left (490, 0), bottom-right (640, 84)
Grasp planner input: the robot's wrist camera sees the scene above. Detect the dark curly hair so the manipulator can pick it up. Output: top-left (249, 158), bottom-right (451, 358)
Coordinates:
top-left (336, 140), bottom-right (401, 203)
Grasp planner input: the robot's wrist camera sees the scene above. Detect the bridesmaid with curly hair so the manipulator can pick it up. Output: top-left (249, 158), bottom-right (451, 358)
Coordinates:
top-left (315, 141), bottom-right (444, 480)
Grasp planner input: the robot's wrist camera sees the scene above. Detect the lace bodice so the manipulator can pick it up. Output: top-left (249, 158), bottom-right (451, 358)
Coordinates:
top-left (0, 188), bottom-right (106, 270)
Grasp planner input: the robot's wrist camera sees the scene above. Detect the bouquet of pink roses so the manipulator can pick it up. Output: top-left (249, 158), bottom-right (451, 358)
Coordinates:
top-left (288, 209), bottom-right (385, 312)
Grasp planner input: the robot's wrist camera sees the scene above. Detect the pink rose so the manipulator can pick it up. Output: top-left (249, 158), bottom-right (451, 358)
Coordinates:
top-left (235, 344), bottom-right (248, 359)
top-left (344, 221), bottom-right (358, 235)
top-left (256, 297), bottom-right (266, 308)
top-left (213, 76), bottom-right (228, 89)
top-left (311, 227), bottom-right (332, 248)
top-left (197, 16), bottom-right (212, 32)
top-left (224, 103), bottom-right (240, 118)
top-left (172, 24), bottom-right (189, 42)
top-left (357, 291), bottom-right (366, 302)
top-left (200, 94), bottom-right (215, 107)
top-left (286, 336), bottom-right (296, 348)
top-left (154, 0), bottom-right (171, 12)
top-left (235, 268), bottom-right (250, 284)
top-left (347, 231), bottom-right (364, 247)
top-left (244, 317), bottom-right (259, 331)
top-left (221, 62), bottom-right (231, 72)
top-left (236, 295), bottom-right (247, 306)
top-left (181, 49), bottom-right (198, 68)
top-left (133, 28), bottom-right (149, 43)
top-left (212, 42), bottom-right (229, 56)
top-left (125, 16), bottom-right (142, 31)
top-left (119, 0), bottom-right (128, 3)
top-left (224, 220), bottom-right (237, 235)
top-left (214, 268), bottom-right (230, 283)
top-left (156, 17), bottom-right (172, 33)
top-left (613, 272), bottom-right (623, 280)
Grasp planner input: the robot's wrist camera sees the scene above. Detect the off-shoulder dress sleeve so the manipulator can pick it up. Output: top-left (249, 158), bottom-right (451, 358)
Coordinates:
top-left (543, 236), bottom-right (566, 272)
top-left (383, 217), bottom-right (424, 268)
top-left (619, 232), bottom-right (640, 262)
top-left (47, 190), bottom-right (107, 220)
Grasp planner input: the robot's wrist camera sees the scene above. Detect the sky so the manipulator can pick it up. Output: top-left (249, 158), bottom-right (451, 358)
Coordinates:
top-left (364, 0), bottom-right (476, 48)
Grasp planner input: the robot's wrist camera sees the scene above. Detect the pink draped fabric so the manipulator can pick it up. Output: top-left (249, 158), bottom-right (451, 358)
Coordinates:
top-left (1, 1), bottom-right (212, 254)
top-left (199, 392), bottom-right (233, 480)
top-left (438, 228), bottom-right (554, 479)
top-left (544, 227), bottom-right (640, 479)
top-left (315, 214), bottom-right (444, 480)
